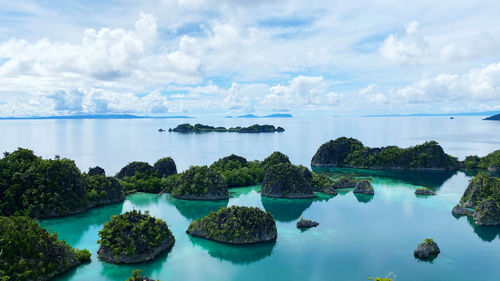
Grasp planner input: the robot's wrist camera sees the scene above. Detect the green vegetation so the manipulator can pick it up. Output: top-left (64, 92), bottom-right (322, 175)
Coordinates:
top-left (0, 215), bottom-right (90, 281)
top-left (311, 137), bottom-right (459, 170)
top-left (261, 163), bottom-right (314, 198)
top-left (88, 166), bottom-right (105, 176)
top-left (126, 270), bottom-right (159, 281)
top-left (83, 173), bottom-right (125, 207)
top-left (209, 154), bottom-right (265, 187)
top-left (161, 173), bottom-right (181, 193)
top-left (261, 151), bottom-right (291, 171)
top-left (171, 166), bottom-right (229, 200)
top-left (0, 148), bottom-right (90, 218)
top-left (117, 158), bottom-right (178, 194)
top-left (170, 123), bottom-right (285, 133)
top-left (463, 150), bottom-right (500, 171)
top-left (460, 172), bottom-right (500, 208)
top-left (97, 210), bottom-right (174, 263)
top-left (424, 238), bottom-right (435, 245)
top-left (368, 278), bottom-right (393, 281)
top-left (187, 206), bottom-right (277, 244)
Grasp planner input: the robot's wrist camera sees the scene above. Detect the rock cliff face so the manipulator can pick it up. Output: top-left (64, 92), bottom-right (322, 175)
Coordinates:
top-left (414, 239), bottom-right (440, 260)
top-left (187, 206), bottom-right (277, 244)
top-left (353, 181), bottom-right (374, 195)
top-left (97, 210), bottom-right (175, 264)
top-left (171, 166), bottom-right (229, 200)
top-left (311, 137), bottom-right (459, 170)
top-left (453, 173), bottom-right (500, 225)
top-left (296, 218), bottom-right (319, 228)
top-left (261, 163), bottom-right (315, 198)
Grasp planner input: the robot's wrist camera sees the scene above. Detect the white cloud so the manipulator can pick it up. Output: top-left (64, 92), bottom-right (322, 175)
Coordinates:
top-left (379, 21), bottom-right (429, 64)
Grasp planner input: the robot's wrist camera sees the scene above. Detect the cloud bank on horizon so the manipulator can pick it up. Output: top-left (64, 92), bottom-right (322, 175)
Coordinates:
top-left (0, 0), bottom-right (499, 117)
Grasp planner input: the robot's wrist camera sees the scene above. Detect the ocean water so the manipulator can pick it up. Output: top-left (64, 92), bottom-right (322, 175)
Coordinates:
top-left (2, 116), bottom-right (500, 281)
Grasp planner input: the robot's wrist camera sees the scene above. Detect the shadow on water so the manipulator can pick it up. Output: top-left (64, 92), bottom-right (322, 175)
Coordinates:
top-left (166, 195), bottom-right (229, 221)
top-left (354, 193), bottom-right (374, 203)
top-left (466, 216), bottom-right (500, 242)
top-left (261, 197), bottom-right (313, 222)
top-left (312, 167), bottom-right (457, 188)
top-left (39, 201), bottom-right (124, 246)
top-left (188, 236), bottom-right (276, 265)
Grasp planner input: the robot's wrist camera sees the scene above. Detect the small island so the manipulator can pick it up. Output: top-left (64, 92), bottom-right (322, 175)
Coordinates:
top-left (311, 137), bottom-right (459, 170)
top-left (117, 157), bottom-right (178, 194)
top-left (452, 173), bottom-right (500, 225)
top-left (126, 270), bottom-right (159, 281)
top-left (171, 166), bottom-right (229, 200)
top-left (353, 181), bottom-right (374, 195)
top-left (414, 187), bottom-right (436, 196)
top-left (97, 210), bottom-right (175, 264)
top-left (414, 238), bottom-right (440, 260)
top-left (261, 163), bottom-right (315, 198)
top-left (169, 123), bottom-right (284, 133)
top-left (0, 215), bottom-right (91, 281)
top-left (296, 217), bottom-right (319, 228)
top-left (187, 206), bottom-right (277, 244)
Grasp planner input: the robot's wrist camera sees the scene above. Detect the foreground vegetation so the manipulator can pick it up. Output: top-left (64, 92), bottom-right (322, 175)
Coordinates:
top-left (170, 123), bottom-right (284, 133)
top-left (97, 210), bottom-right (174, 263)
top-left (187, 206), bottom-right (277, 244)
top-left (0, 215), bottom-right (91, 281)
top-left (0, 148), bottom-right (124, 218)
top-left (126, 270), bottom-right (159, 281)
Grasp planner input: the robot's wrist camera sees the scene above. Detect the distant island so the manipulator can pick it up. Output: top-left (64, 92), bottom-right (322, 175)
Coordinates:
top-left (226, 113), bottom-right (293, 118)
top-left (364, 111), bottom-right (500, 117)
top-left (483, 113), bottom-right (500, 121)
top-left (0, 114), bottom-right (193, 120)
top-left (169, 123), bottom-right (285, 133)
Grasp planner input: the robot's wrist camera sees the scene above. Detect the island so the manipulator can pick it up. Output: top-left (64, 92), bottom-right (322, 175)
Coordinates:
top-left (0, 215), bottom-right (91, 281)
top-left (171, 166), bottom-right (229, 200)
top-left (415, 187), bottom-right (436, 196)
top-left (414, 238), bottom-right (440, 260)
top-left (186, 206), bottom-right (277, 244)
top-left (97, 210), bottom-right (175, 264)
top-left (311, 137), bottom-right (459, 170)
top-left (483, 113), bottom-right (500, 120)
top-left (0, 148), bottom-right (125, 218)
top-left (300, 166), bottom-right (337, 195)
top-left (236, 113), bottom-right (293, 118)
top-left (462, 150), bottom-right (500, 172)
top-left (169, 123), bottom-right (285, 133)
top-left (452, 173), bottom-right (500, 225)
top-left (209, 154), bottom-right (265, 187)
top-left (261, 163), bottom-right (315, 198)
top-left (353, 181), bottom-right (374, 195)
top-left (126, 270), bottom-right (159, 281)
top-left (296, 217), bottom-right (319, 228)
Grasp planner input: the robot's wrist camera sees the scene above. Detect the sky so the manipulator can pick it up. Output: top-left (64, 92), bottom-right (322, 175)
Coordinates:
top-left (0, 0), bottom-right (499, 117)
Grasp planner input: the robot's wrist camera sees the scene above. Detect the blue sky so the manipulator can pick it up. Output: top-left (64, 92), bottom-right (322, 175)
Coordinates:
top-left (0, 0), bottom-right (499, 117)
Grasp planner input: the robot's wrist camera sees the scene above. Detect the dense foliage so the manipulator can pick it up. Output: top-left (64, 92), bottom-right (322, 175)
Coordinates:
top-left (153, 157), bottom-right (177, 178)
top-left (0, 215), bottom-right (90, 281)
top-left (126, 270), bottom-right (159, 281)
top-left (82, 173), bottom-right (124, 207)
top-left (460, 172), bottom-right (500, 208)
top-left (98, 210), bottom-right (174, 260)
top-left (116, 162), bottom-right (157, 180)
top-left (463, 150), bottom-right (500, 171)
top-left (161, 174), bottom-right (181, 193)
top-left (0, 148), bottom-right (88, 218)
top-left (171, 166), bottom-right (229, 199)
top-left (209, 154), bottom-right (265, 187)
top-left (0, 148), bottom-right (125, 218)
top-left (88, 166), bottom-right (106, 176)
top-left (187, 206), bottom-right (277, 244)
top-left (261, 151), bottom-right (291, 171)
top-left (170, 123), bottom-right (284, 133)
top-left (261, 163), bottom-right (314, 198)
top-left (311, 137), bottom-right (459, 170)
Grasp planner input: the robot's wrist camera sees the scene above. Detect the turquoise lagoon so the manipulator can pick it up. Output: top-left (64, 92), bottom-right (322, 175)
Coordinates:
top-left (1, 116), bottom-right (499, 280)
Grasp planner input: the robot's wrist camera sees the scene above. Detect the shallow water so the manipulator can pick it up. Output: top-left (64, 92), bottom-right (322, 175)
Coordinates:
top-left (2, 116), bottom-right (500, 281)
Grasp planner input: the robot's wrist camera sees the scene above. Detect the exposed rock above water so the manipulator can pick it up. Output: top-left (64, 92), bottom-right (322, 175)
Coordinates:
top-left (353, 181), bottom-right (374, 195)
top-left (415, 187), bottom-right (436, 196)
top-left (414, 239), bottom-right (440, 260)
top-left (296, 217), bottom-right (319, 228)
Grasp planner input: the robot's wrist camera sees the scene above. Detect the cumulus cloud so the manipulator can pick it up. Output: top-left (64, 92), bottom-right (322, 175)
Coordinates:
top-left (379, 21), bottom-right (429, 64)
top-left (263, 76), bottom-right (341, 109)
top-left (394, 62), bottom-right (500, 103)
